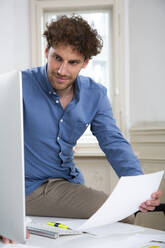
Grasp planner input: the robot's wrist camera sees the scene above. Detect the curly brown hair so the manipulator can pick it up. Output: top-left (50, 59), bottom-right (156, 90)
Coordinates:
top-left (43, 15), bottom-right (103, 59)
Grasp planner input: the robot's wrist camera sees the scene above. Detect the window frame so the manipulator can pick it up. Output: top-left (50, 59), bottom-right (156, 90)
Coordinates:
top-left (30, 0), bottom-right (127, 156)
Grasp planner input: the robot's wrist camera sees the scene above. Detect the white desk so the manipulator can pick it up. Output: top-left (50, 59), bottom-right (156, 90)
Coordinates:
top-left (0, 217), bottom-right (165, 248)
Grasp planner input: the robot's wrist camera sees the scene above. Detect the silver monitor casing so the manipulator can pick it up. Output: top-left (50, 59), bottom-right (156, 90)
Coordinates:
top-left (0, 70), bottom-right (26, 243)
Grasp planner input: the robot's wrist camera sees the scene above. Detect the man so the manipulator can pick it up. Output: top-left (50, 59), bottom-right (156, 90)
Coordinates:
top-left (1, 15), bottom-right (161, 243)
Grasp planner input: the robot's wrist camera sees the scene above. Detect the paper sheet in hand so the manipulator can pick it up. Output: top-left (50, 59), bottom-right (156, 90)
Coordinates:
top-left (79, 171), bottom-right (164, 230)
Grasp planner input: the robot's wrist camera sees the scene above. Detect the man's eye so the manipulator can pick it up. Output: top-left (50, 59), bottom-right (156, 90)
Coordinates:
top-left (53, 55), bottom-right (61, 61)
top-left (70, 61), bottom-right (79, 65)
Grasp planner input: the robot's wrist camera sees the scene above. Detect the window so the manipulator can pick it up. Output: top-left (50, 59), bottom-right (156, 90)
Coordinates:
top-left (30, 0), bottom-right (126, 155)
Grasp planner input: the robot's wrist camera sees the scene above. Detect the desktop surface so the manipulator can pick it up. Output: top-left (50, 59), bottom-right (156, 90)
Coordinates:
top-left (0, 217), bottom-right (164, 248)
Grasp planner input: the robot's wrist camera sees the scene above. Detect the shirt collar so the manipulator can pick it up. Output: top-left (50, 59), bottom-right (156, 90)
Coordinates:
top-left (41, 64), bottom-right (56, 94)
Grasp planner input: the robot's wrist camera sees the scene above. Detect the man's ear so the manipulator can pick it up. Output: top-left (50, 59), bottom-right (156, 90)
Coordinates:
top-left (45, 47), bottom-right (49, 59)
top-left (82, 59), bottom-right (89, 69)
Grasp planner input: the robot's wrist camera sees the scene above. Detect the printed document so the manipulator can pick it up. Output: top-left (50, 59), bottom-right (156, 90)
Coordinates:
top-left (79, 171), bottom-right (164, 230)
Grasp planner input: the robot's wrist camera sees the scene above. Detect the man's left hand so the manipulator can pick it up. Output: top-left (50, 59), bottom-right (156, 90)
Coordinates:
top-left (139, 189), bottom-right (162, 213)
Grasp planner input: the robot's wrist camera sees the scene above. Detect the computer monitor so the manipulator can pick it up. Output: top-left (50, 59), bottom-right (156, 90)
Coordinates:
top-left (0, 70), bottom-right (26, 243)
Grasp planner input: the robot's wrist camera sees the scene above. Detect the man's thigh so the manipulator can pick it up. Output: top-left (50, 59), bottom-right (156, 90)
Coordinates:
top-left (26, 178), bottom-right (135, 224)
top-left (26, 178), bottom-right (108, 218)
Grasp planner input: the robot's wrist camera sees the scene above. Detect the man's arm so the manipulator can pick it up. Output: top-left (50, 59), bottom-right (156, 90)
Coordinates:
top-left (91, 88), bottom-right (143, 177)
top-left (91, 88), bottom-right (162, 212)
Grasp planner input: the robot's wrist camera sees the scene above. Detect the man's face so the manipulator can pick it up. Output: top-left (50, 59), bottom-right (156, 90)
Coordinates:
top-left (45, 44), bottom-right (89, 92)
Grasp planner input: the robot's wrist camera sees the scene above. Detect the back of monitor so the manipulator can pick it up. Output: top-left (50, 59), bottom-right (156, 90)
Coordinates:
top-left (0, 70), bottom-right (26, 243)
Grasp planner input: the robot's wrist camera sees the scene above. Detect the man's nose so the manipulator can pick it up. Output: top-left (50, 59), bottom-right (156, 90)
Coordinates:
top-left (57, 62), bottom-right (68, 75)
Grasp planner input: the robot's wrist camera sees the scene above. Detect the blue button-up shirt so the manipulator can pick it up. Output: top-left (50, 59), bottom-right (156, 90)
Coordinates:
top-left (22, 64), bottom-right (143, 195)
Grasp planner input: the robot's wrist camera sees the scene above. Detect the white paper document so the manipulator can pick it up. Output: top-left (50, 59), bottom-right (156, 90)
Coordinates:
top-left (79, 170), bottom-right (164, 231)
top-left (82, 222), bottom-right (145, 237)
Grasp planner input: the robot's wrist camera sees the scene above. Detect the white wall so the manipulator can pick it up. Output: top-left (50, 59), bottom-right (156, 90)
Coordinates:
top-left (0, 0), bottom-right (30, 74)
top-left (129, 0), bottom-right (165, 127)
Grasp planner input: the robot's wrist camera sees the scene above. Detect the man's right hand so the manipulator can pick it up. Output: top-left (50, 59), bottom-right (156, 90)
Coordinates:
top-left (0, 229), bottom-right (30, 244)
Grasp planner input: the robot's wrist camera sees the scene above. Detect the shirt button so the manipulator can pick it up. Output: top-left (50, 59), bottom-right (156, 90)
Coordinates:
top-left (57, 136), bottom-right (60, 140)
top-left (60, 119), bottom-right (63, 122)
top-left (56, 100), bottom-right (59, 103)
top-left (53, 92), bottom-right (56, 95)
top-left (86, 123), bottom-right (89, 127)
top-left (49, 91), bottom-right (51, 94)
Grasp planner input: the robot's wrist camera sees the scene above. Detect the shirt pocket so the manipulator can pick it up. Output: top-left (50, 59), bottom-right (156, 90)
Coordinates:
top-left (76, 120), bottom-right (89, 132)
top-left (63, 120), bottom-right (90, 144)
top-left (72, 120), bottom-right (89, 141)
